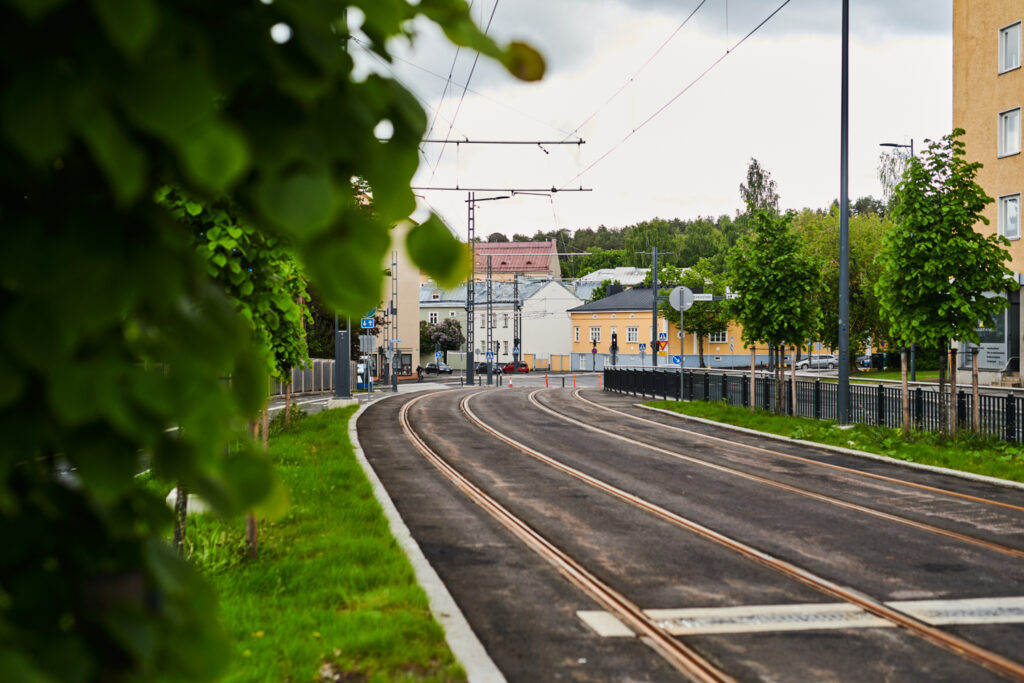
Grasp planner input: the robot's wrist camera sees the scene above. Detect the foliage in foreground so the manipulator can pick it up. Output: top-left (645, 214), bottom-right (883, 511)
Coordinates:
top-left (0, 2), bottom-right (541, 680)
top-left (186, 407), bottom-right (463, 682)
top-left (647, 400), bottom-right (1024, 483)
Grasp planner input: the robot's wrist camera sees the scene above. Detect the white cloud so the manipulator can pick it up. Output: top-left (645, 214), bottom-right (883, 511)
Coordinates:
top-left (370, 0), bottom-right (953, 238)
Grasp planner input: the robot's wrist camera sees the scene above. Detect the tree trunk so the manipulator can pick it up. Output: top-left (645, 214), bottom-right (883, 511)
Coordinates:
top-left (698, 337), bottom-right (705, 368)
top-left (949, 347), bottom-right (958, 438)
top-left (285, 381), bottom-right (291, 427)
top-left (972, 348), bottom-right (980, 432)
top-left (173, 481), bottom-right (188, 555)
top-left (750, 346), bottom-right (757, 413)
top-left (774, 344), bottom-right (784, 414)
top-left (901, 347), bottom-right (909, 439)
top-left (938, 342), bottom-right (947, 437)
top-left (790, 345), bottom-right (797, 416)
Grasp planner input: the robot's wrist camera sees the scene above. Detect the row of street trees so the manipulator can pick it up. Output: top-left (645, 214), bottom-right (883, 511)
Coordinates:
top-left (644, 133), bottom-right (1015, 429)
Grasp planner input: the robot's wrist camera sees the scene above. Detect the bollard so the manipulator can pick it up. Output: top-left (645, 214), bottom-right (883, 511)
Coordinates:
top-left (573, 373), bottom-right (576, 388)
top-left (545, 372), bottom-right (549, 388)
top-left (508, 377), bottom-right (513, 388)
top-left (562, 376), bottom-right (565, 388)
top-left (598, 374), bottom-right (602, 388)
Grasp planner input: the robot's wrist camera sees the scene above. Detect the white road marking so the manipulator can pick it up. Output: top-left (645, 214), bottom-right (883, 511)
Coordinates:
top-left (578, 596), bottom-right (1024, 637)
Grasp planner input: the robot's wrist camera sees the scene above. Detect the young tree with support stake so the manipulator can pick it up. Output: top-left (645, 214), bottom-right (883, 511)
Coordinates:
top-left (728, 210), bottom-right (822, 414)
top-left (645, 260), bottom-right (731, 368)
top-left (876, 130), bottom-right (1017, 438)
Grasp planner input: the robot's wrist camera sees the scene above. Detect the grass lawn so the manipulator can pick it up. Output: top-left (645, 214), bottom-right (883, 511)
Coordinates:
top-left (646, 399), bottom-right (1024, 484)
top-left (183, 406), bottom-right (464, 682)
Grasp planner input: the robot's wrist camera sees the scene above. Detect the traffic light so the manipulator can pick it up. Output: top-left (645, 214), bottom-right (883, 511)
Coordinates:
top-left (611, 332), bottom-right (618, 347)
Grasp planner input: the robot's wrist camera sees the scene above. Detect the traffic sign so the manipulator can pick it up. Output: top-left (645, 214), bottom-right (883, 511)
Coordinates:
top-left (435, 351), bottom-right (442, 359)
top-left (659, 341), bottom-right (668, 350)
top-left (360, 317), bottom-right (374, 329)
top-left (658, 332), bottom-right (668, 342)
top-left (638, 343), bottom-right (647, 351)
top-left (669, 286), bottom-right (694, 312)
top-left (513, 346), bottom-right (520, 355)
top-left (671, 355), bottom-right (681, 365)
top-left (486, 351), bottom-right (493, 360)
top-left (692, 293), bottom-right (714, 302)
top-left (591, 347), bottom-right (597, 354)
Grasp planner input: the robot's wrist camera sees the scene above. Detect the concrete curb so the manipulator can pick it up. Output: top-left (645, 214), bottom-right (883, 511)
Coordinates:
top-left (637, 404), bottom-right (1024, 492)
top-left (344, 390), bottom-right (505, 682)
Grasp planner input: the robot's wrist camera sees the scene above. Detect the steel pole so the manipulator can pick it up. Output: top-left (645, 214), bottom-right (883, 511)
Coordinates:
top-left (837, 0), bottom-right (851, 424)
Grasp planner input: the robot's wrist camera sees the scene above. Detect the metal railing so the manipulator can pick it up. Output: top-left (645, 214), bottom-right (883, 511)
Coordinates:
top-left (603, 368), bottom-right (1024, 443)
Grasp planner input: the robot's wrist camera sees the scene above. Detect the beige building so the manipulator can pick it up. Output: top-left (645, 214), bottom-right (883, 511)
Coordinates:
top-left (954, 1), bottom-right (1023, 371)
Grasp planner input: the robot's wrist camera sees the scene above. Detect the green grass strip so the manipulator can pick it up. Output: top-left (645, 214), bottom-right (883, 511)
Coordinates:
top-left (185, 406), bottom-right (465, 682)
top-left (646, 399), bottom-right (1024, 484)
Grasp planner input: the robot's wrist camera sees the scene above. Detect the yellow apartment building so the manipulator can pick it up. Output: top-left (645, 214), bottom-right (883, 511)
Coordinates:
top-left (567, 287), bottom-right (764, 370)
top-left (954, 0), bottom-right (1024, 372)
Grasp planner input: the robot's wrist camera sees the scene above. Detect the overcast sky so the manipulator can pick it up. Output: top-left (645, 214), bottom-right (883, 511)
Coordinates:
top-left (352, 0), bottom-right (952, 240)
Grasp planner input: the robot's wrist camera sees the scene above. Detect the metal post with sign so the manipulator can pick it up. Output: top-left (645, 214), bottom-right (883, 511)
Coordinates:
top-left (669, 286), bottom-right (694, 400)
top-left (639, 343), bottom-right (646, 367)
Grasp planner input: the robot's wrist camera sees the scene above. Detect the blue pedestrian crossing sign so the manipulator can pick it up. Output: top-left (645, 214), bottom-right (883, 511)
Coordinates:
top-left (658, 332), bottom-right (668, 341)
top-left (360, 317), bottom-right (374, 329)
top-left (512, 346), bottom-right (520, 355)
top-left (486, 351), bottom-right (493, 360)
top-left (435, 351), bottom-right (442, 359)
top-left (638, 343), bottom-right (647, 351)
top-left (671, 355), bottom-right (681, 365)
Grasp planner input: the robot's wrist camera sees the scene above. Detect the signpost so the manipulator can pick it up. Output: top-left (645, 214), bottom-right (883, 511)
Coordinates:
top-left (639, 343), bottom-right (646, 368)
top-left (360, 317), bottom-right (374, 329)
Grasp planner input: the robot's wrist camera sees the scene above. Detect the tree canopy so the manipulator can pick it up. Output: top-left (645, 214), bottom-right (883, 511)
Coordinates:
top-left (0, 2), bottom-right (542, 680)
top-left (876, 130), bottom-right (1017, 350)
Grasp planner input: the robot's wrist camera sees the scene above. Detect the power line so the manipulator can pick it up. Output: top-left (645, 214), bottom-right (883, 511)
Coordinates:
top-left (559, 0), bottom-right (709, 143)
top-left (428, 0), bottom-right (502, 181)
top-left (559, 0), bottom-right (794, 191)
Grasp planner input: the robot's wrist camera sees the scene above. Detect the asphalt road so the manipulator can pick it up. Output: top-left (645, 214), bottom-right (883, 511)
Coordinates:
top-left (357, 387), bottom-right (1024, 681)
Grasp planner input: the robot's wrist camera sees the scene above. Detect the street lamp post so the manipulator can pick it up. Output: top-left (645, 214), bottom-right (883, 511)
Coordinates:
top-left (880, 138), bottom-right (915, 379)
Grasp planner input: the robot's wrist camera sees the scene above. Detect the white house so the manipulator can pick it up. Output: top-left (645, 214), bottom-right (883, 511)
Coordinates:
top-left (522, 280), bottom-right (584, 364)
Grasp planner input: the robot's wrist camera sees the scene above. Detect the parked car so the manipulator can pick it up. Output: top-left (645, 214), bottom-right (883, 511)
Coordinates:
top-left (795, 354), bottom-right (839, 370)
top-left (424, 362), bottom-right (453, 374)
top-left (475, 362), bottom-right (502, 375)
top-left (502, 361), bottom-right (530, 374)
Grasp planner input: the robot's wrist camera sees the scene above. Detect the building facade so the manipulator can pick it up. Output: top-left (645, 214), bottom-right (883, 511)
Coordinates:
top-left (954, 0), bottom-right (1024, 372)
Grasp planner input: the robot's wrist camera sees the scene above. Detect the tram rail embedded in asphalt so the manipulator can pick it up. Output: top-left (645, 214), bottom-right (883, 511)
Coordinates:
top-left (452, 389), bottom-right (1024, 681)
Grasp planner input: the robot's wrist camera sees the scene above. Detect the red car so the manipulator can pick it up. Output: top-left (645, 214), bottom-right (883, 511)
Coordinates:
top-left (502, 361), bottom-right (530, 373)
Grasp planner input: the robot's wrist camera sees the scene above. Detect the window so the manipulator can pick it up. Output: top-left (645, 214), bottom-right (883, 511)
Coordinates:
top-left (1000, 194), bottom-right (1021, 240)
top-left (999, 108), bottom-right (1021, 157)
top-left (503, 313), bottom-right (509, 328)
top-left (589, 327), bottom-right (601, 344)
top-left (574, 326), bottom-right (580, 342)
top-left (503, 341), bottom-right (508, 355)
top-left (709, 330), bottom-right (728, 344)
top-left (431, 290), bottom-right (440, 301)
top-left (428, 312), bottom-right (438, 324)
top-left (449, 310), bottom-right (457, 318)
top-left (627, 326), bottom-right (639, 343)
top-left (1001, 21), bottom-right (1022, 74)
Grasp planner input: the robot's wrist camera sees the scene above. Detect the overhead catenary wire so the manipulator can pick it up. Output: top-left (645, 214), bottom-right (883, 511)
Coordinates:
top-left (428, 0), bottom-right (502, 181)
top-left (558, 0), bottom-right (794, 191)
top-left (559, 0), bottom-right (710, 144)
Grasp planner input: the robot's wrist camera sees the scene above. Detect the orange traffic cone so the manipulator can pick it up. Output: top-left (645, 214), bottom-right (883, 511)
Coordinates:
top-left (508, 377), bottom-right (513, 388)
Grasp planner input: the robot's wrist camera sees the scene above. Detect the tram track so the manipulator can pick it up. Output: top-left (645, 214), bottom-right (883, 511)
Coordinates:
top-left (451, 389), bottom-right (1024, 681)
top-left (573, 387), bottom-right (1024, 512)
top-left (518, 389), bottom-right (1024, 561)
top-left (398, 391), bottom-right (733, 682)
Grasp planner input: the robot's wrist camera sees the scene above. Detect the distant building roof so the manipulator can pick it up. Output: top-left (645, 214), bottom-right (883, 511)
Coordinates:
top-left (577, 267), bottom-right (649, 285)
top-left (420, 279), bottom-right (548, 306)
top-left (473, 240), bottom-right (558, 274)
top-left (569, 287), bottom-right (654, 313)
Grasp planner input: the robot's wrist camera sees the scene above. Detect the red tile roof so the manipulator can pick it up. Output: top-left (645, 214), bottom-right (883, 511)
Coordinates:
top-left (472, 240), bottom-right (557, 273)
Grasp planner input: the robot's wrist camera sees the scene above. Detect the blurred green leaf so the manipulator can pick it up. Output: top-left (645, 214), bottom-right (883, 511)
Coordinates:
top-left (91, 0), bottom-right (158, 57)
top-left (255, 168), bottom-right (338, 239)
top-left (2, 73), bottom-right (68, 166)
top-left (180, 121), bottom-right (250, 193)
top-left (407, 215), bottom-right (471, 289)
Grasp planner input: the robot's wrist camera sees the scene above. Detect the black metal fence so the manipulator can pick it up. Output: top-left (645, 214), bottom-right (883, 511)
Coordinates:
top-left (603, 368), bottom-right (1024, 443)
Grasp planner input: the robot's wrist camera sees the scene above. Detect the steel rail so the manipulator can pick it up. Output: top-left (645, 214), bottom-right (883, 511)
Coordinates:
top-left (521, 391), bottom-right (1024, 560)
top-left (459, 390), bottom-right (1024, 681)
top-left (398, 392), bottom-right (732, 683)
top-left (574, 388), bottom-right (1024, 514)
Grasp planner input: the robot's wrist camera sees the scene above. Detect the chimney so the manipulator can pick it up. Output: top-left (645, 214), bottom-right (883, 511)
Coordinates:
top-left (606, 284), bottom-right (623, 297)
